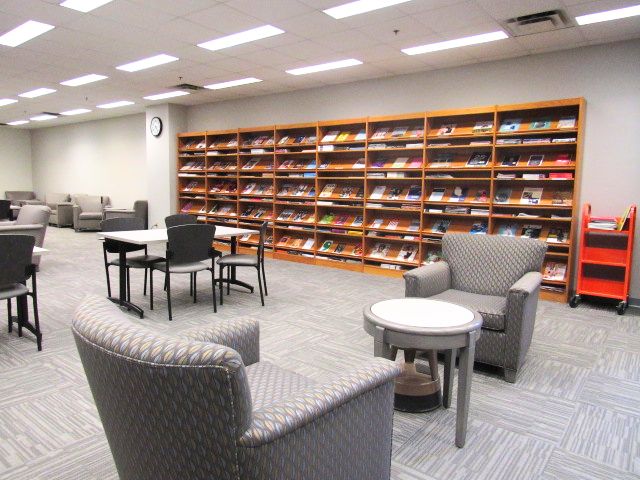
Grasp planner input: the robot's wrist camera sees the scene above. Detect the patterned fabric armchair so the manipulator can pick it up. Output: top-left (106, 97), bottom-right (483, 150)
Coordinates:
top-left (72, 295), bottom-right (401, 480)
top-left (404, 233), bottom-right (547, 383)
top-left (0, 204), bottom-right (51, 267)
top-left (45, 193), bottom-right (73, 227)
top-left (73, 195), bottom-right (111, 231)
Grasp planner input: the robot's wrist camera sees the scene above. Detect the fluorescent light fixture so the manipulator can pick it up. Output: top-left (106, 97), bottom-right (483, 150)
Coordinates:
top-left (61, 108), bottom-right (91, 116)
top-left (0, 98), bottom-right (18, 107)
top-left (576, 4), bottom-right (640, 25)
top-left (60, 0), bottom-right (114, 13)
top-left (324, 0), bottom-right (411, 19)
top-left (60, 74), bottom-right (107, 86)
top-left (198, 25), bottom-right (285, 51)
top-left (402, 30), bottom-right (508, 55)
top-left (19, 87), bottom-right (57, 98)
top-left (7, 120), bottom-right (29, 126)
top-left (0, 20), bottom-right (55, 47)
top-left (30, 114), bottom-right (57, 121)
top-left (116, 54), bottom-right (178, 72)
top-left (286, 58), bottom-right (362, 75)
top-left (204, 77), bottom-right (262, 90)
top-left (143, 91), bottom-right (190, 101)
top-left (96, 100), bottom-right (134, 109)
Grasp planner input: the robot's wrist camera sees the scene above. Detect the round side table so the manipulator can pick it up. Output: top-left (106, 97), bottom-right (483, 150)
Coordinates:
top-left (363, 298), bottom-right (483, 448)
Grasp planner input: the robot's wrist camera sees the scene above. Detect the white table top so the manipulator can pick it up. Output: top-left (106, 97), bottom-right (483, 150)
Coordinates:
top-left (99, 226), bottom-right (259, 245)
top-left (371, 298), bottom-right (475, 329)
top-left (10, 205), bottom-right (20, 210)
top-left (33, 246), bottom-right (48, 256)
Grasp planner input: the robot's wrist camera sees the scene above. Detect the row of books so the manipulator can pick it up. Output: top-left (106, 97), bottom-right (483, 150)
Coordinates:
top-left (496, 137), bottom-right (576, 145)
top-left (433, 116), bottom-right (576, 137)
top-left (318, 213), bottom-right (363, 226)
top-left (277, 135), bottom-right (317, 145)
top-left (494, 187), bottom-right (572, 206)
top-left (320, 126), bottom-right (424, 143)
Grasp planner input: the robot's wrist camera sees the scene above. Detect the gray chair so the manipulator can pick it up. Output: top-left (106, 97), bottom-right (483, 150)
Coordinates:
top-left (73, 195), bottom-right (111, 231)
top-left (102, 217), bottom-right (164, 302)
top-left (0, 235), bottom-right (42, 350)
top-left (5, 191), bottom-right (43, 207)
top-left (404, 233), bottom-right (547, 383)
top-left (0, 205), bottom-right (51, 268)
top-left (164, 213), bottom-right (197, 228)
top-left (45, 193), bottom-right (73, 227)
top-left (150, 224), bottom-right (221, 320)
top-left (103, 200), bottom-right (149, 229)
top-left (72, 294), bottom-right (400, 480)
top-left (218, 221), bottom-right (268, 306)
top-left (0, 199), bottom-right (10, 220)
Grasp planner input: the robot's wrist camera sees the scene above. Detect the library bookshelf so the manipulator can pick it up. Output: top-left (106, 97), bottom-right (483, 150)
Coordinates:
top-left (177, 97), bottom-right (585, 302)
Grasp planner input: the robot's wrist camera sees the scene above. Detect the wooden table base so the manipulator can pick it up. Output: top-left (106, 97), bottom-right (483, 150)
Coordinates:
top-left (394, 349), bottom-right (441, 412)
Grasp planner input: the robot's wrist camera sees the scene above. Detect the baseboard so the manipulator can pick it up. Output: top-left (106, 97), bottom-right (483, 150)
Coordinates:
top-left (629, 297), bottom-right (640, 308)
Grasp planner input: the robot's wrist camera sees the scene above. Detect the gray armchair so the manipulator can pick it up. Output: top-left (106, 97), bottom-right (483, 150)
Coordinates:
top-left (103, 200), bottom-right (148, 229)
top-left (45, 193), bottom-right (73, 227)
top-left (5, 190), bottom-right (44, 207)
top-left (72, 295), bottom-right (400, 480)
top-left (0, 205), bottom-right (51, 267)
top-left (73, 195), bottom-right (111, 231)
top-left (404, 233), bottom-right (547, 383)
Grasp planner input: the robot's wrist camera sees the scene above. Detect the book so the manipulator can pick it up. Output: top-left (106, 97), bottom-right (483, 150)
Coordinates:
top-left (543, 262), bottom-right (567, 281)
top-left (522, 173), bottom-right (545, 180)
top-left (520, 187), bottom-right (543, 205)
top-left (501, 154), bottom-right (520, 167)
top-left (242, 158), bottom-right (260, 169)
top-left (547, 227), bottom-right (568, 243)
top-left (334, 214), bottom-right (348, 225)
top-left (424, 251), bottom-right (443, 264)
top-left (392, 157), bottom-right (408, 168)
top-left (527, 154), bottom-right (544, 166)
top-left (551, 137), bottom-right (576, 143)
top-left (494, 188), bottom-right (512, 203)
top-left (339, 186), bottom-right (355, 198)
top-left (496, 138), bottom-right (522, 145)
top-left (319, 159), bottom-right (330, 169)
top-left (370, 186), bottom-right (386, 199)
top-left (336, 131), bottom-right (350, 142)
top-left (370, 243), bottom-right (391, 258)
top-left (354, 129), bottom-right (367, 141)
top-left (499, 118), bottom-right (521, 132)
top-left (391, 126), bottom-right (409, 137)
top-left (408, 157), bottom-right (422, 168)
top-left (552, 191), bottom-right (572, 206)
top-left (529, 118), bottom-right (552, 130)
top-left (334, 243), bottom-right (346, 254)
top-left (278, 236), bottom-right (290, 245)
top-left (523, 138), bottom-right (551, 144)
top-left (319, 184), bottom-right (337, 197)
top-left (431, 220), bottom-right (450, 234)
top-left (431, 152), bottom-right (454, 167)
top-left (371, 127), bottom-right (390, 139)
top-left (397, 244), bottom-right (417, 262)
top-left (352, 158), bottom-right (365, 169)
top-left (319, 213), bottom-right (335, 224)
top-left (278, 184), bottom-right (294, 196)
top-left (437, 124), bottom-right (456, 136)
top-left (470, 222), bottom-right (488, 235)
top-left (321, 130), bottom-right (339, 142)
top-left (371, 159), bottom-right (386, 168)
top-left (406, 185), bottom-right (422, 201)
top-left (387, 187), bottom-right (402, 200)
top-left (466, 151), bottom-right (490, 167)
top-left (277, 209), bottom-right (294, 220)
top-left (472, 189), bottom-right (488, 203)
top-left (408, 126), bottom-right (424, 138)
top-left (449, 186), bottom-right (468, 202)
top-left (520, 224), bottom-right (542, 239)
top-left (302, 238), bottom-right (315, 249)
top-left (555, 153), bottom-right (572, 165)
top-left (444, 206), bottom-right (468, 214)
top-left (497, 223), bottom-right (518, 237)
top-left (351, 215), bottom-right (363, 227)
top-left (429, 188), bottom-right (446, 201)
top-left (320, 240), bottom-right (333, 252)
top-left (557, 116), bottom-right (576, 129)
top-left (472, 121), bottom-right (493, 133)
top-left (371, 218), bottom-right (384, 228)
top-left (408, 219), bottom-right (420, 232)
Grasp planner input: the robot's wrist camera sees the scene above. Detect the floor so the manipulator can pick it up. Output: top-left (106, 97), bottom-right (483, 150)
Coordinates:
top-left (1, 227), bottom-right (639, 480)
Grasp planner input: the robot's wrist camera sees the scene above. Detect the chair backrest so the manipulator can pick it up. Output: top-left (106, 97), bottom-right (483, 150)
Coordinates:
top-left (72, 295), bottom-right (251, 480)
top-left (0, 235), bottom-right (35, 288)
top-left (16, 204), bottom-right (51, 226)
top-left (257, 221), bottom-right (269, 260)
top-left (5, 191), bottom-right (35, 203)
top-left (0, 199), bottom-right (10, 220)
top-left (101, 217), bottom-right (145, 254)
top-left (76, 195), bottom-right (103, 213)
top-left (133, 200), bottom-right (148, 229)
top-left (165, 213), bottom-right (197, 228)
top-left (442, 233), bottom-right (547, 296)
top-left (167, 224), bottom-right (216, 264)
top-left (45, 193), bottom-right (70, 208)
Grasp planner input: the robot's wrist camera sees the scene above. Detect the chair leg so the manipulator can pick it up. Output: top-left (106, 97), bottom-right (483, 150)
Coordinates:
top-left (257, 266), bottom-right (265, 306)
top-left (219, 265), bottom-right (224, 305)
top-left (166, 273), bottom-right (172, 321)
top-left (7, 298), bottom-right (12, 333)
top-left (31, 293), bottom-right (42, 351)
top-left (17, 294), bottom-right (25, 337)
top-left (190, 273), bottom-right (193, 296)
top-left (227, 268), bottom-right (231, 295)
top-left (143, 268), bottom-right (148, 296)
top-left (164, 274), bottom-right (168, 291)
top-left (261, 260), bottom-right (268, 296)
top-left (126, 268), bottom-right (131, 302)
top-left (193, 272), bottom-right (197, 304)
top-left (210, 269), bottom-right (217, 313)
top-left (105, 264), bottom-right (112, 298)
top-left (149, 269), bottom-right (154, 310)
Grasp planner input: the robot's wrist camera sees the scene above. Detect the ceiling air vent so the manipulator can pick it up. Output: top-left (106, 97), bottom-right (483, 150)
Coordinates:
top-left (503, 10), bottom-right (572, 37)
top-left (170, 83), bottom-right (204, 91)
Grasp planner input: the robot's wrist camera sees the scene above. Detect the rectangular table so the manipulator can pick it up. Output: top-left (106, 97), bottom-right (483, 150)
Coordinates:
top-left (99, 226), bottom-right (258, 318)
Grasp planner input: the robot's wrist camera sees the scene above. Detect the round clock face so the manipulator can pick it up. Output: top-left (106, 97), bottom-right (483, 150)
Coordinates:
top-left (150, 117), bottom-right (162, 137)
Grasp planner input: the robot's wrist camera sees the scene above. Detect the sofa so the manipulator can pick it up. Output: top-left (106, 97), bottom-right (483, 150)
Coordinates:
top-left (72, 295), bottom-right (401, 480)
top-left (73, 195), bottom-right (111, 231)
top-left (45, 193), bottom-right (74, 227)
top-left (103, 200), bottom-right (148, 229)
top-left (5, 191), bottom-right (44, 207)
top-left (404, 233), bottom-right (547, 383)
top-left (0, 204), bottom-right (51, 267)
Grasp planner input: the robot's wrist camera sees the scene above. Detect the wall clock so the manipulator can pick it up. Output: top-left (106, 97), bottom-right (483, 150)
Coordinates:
top-left (150, 116), bottom-right (162, 137)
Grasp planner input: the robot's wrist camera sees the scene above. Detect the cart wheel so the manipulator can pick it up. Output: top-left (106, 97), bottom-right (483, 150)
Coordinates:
top-left (617, 301), bottom-right (627, 315)
top-left (569, 295), bottom-right (580, 308)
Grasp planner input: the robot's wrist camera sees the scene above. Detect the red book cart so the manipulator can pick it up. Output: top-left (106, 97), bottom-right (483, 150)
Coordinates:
top-left (570, 203), bottom-right (636, 314)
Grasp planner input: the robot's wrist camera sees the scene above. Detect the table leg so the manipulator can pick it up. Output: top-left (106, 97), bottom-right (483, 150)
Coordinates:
top-left (107, 241), bottom-right (144, 318)
top-left (218, 237), bottom-right (254, 293)
top-left (443, 348), bottom-right (456, 408)
top-left (373, 326), bottom-right (396, 360)
top-left (455, 332), bottom-right (477, 448)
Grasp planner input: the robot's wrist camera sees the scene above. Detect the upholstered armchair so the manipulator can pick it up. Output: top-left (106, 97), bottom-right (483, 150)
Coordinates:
top-left (72, 295), bottom-right (400, 480)
top-left (404, 233), bottom-right (547, 383)
top-left (5, 190), bottom-right (44, 207)
top-left (0, 204), bottom-right (51, 267)
top-left (103, 200), bottom-right (148, 229)
top-left (73, 195), bottom-right (111, 231)
top-left (45, 193), bottom-right (73, 227)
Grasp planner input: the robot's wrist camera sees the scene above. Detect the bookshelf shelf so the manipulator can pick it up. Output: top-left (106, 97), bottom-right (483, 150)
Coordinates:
top-left (177, 98), bottom-right (584, 299)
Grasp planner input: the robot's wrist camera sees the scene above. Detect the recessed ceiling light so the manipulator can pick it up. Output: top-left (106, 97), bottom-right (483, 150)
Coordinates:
top-left (60, 0), bottom-right (113, 13)
top-left (7, 120), bottom-right (29, 126)
top-left (143, 91), bottom-right (190, 101)
top-left (116, 54), bottom-right (179, 72)
top-left (96, 100), bottom-right (134, 109)
top-left (19, 87), bottom-right (57, 98)
top-left (323, 0), bottom-right (412, 19)
top-left (60, 74), bottom-right (108, 87)
top-left (402, 31), bottom-right (508, 55)
top-left (204, 77), bottom-right (262, 90)
top-left (576, 4), bottom-right (640, 25)
top-left (286, 59), bottom-right (363, 76)
top-left (197, 25), bottom-right (285, 51)
top-left (0, 20), bottom-right (55, 47)
top-left (0, 98), bottom-right (18, 107)
top-left (61, 108), bottom-right (91, 116)
top-left (30, 114), bottom-right (57, 121)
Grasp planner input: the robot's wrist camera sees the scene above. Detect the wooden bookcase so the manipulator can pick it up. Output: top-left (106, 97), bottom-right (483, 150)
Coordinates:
top-left (177, 97), bottom-right (585, 302)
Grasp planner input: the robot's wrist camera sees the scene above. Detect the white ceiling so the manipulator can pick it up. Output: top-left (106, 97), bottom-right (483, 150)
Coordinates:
top-left (0, 0), bottom-right (639, 128)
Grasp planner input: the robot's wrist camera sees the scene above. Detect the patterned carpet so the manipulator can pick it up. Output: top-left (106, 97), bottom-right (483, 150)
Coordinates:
top-left (1, 227), bottom-right (639, 480)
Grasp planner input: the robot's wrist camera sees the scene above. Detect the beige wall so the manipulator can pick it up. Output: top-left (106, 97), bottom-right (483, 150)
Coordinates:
top-left (31, 114), bottom-right (146, 208)
top-left (188, 39), bottom-right (640, 300)
top-left (0, 127), bottom-right (32, 195)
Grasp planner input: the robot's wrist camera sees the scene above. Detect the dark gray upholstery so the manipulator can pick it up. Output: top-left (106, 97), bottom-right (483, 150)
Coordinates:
top-left (73, 195), bottom-right (111, 231)
top-left (164, 213), bottom-right (197, 228)
top-left (72, 295), bottom-right (400, 480)
top-left (5, 191), bottom-right (43, 207)
top-left (103, 200), bottom-right (149, 229)
top-left (218, 254), bottom-right (259, 267)
top-left (0, 205), bottom-right (51, 267)
top-left (0, 199), bottom-right (10, 220)
top-left (404, 233), bottom-right (547, 382)
top-left (45, 193), bottom-right (73, 227)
